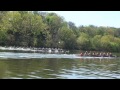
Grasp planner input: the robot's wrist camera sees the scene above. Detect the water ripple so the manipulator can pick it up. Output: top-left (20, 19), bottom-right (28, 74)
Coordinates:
top-left (0, 52), bottom-right (120, 79)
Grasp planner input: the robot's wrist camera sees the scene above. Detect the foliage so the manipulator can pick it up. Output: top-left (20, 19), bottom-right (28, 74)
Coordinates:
top-left (0, 11), bottom-right (120, 52)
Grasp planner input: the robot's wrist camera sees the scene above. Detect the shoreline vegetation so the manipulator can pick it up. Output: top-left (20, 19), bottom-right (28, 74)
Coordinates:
top-left (0, 11), bottom-right (120, 52)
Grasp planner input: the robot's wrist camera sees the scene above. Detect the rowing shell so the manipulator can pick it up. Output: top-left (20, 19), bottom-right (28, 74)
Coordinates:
top-left (75, 54), bottom-right (117, 59)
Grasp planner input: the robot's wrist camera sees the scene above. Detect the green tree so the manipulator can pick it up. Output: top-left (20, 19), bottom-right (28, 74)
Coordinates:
top-left (45, 13), bottom-right (64, 48)
top-left (100, 35), bottom-right (114, 51)
top-left (92, 35), bottom-right (102, 50)
top-left (77, 32), bottom-right (90, 50)
top-left (68, 21), bottom-right (79, 37)
top-left (58, 26), bottom-right (77, 49)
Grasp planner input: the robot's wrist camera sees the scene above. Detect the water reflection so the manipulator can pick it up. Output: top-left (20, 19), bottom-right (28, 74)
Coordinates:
top-left (0, 58), bottom-right (120, 79)
top-left (0, 61), bottom-right (8, 78)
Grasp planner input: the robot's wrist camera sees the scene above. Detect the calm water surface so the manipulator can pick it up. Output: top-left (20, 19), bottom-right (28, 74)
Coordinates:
top-left (0, 51), bottom-right (120, 79)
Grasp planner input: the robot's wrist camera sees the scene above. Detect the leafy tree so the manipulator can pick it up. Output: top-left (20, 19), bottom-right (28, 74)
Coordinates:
top-left (45, 13), bottom-right (64, 48)
top-left (68, 22), bottom-right (79, 36)
top-left (92, 35), bottom-right (102, 50)
top-left (58, 26), bottom-right (77, 49)
top-left (0, 11), bottom-right (120, 52)
top-left (77, 32), bottom-right (90, 50)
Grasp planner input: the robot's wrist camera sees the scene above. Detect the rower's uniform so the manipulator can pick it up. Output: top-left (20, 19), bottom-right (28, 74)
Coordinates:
top-left (80, 53), bottom-right (83, 56)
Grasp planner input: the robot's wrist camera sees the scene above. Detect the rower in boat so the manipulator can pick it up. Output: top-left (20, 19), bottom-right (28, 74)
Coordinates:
top-left (83, 51), bottom-right (87, 56)
top-left (78, 51), bottom-right (117, 57)
top-left (92, 52), bottom-right (95, 57)
top-left (99, 52), bottom-right (102, 57)
top-left (103, 52), bottom-right (105, 57)
top-left (106, 52), bottom-right (109, 57)
top-left (109, 52), bottom-right (114, 57)
top-left (80, 52), bottom-right (83, 56)
top-left (88, 51), bottom-right (92, 56)
top-left (94, 52), bottom-right (98, 57)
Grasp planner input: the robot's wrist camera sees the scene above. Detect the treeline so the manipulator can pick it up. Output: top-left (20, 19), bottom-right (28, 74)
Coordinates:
top-left (0, 11), bottom-right (120, 52)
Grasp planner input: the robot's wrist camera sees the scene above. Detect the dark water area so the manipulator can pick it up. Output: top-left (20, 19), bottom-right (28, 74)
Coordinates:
top-left (0, 50), bottom-right (120, 79)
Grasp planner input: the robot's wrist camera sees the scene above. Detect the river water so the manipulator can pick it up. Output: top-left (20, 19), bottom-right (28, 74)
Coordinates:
top-left (0, 51), bottom-right (120, 79)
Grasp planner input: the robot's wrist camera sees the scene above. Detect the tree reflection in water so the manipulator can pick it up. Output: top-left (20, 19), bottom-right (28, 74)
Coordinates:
top-left (0, 58), bottom-right (120, 79)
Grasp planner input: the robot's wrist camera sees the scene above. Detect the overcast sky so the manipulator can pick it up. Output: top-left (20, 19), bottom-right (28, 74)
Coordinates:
top-left (44, 11), bottom-right (120, 28)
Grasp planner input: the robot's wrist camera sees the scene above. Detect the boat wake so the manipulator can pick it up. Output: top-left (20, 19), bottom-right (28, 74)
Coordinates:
top-left (0, 52), bottom-right (117, 59)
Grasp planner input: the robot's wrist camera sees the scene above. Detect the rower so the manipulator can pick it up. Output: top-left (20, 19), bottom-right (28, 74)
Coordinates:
top-left (92, 52), bottom-right (95, 56)
top-left (106, 52), bottom-right (109, 57)
top-left (103, 52), bottom-right (106, 57)
top-left (95, 52), bottom-right (99, 57)
top-left (80, 52), bottom-right (83, 56)
top-left (83, 51), bottom-right (87, 56)
top-left (109, 52), bottom-right (113, 57)
top-left (88, 51), bottom-right (91, 56)
top-left (99, 52), bottom-right (102, 57)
